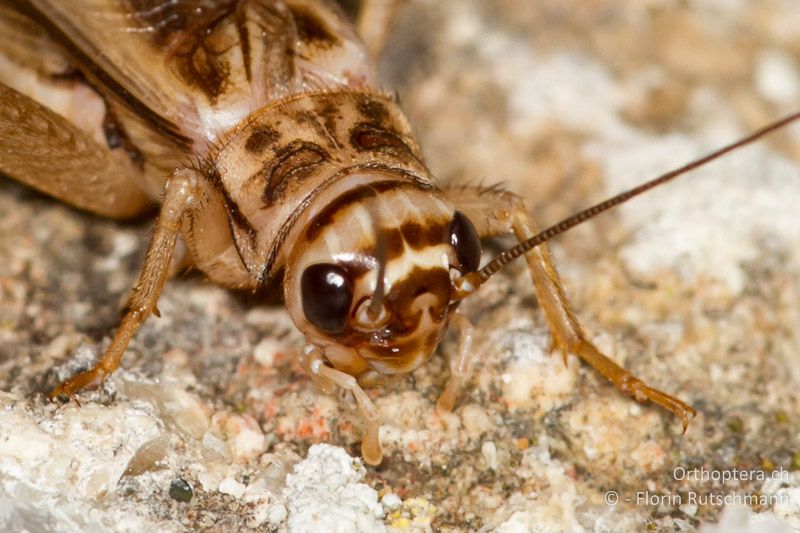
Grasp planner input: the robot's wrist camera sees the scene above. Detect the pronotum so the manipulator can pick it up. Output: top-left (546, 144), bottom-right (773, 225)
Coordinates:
top-left (0, 0), bottom-right (797, 465)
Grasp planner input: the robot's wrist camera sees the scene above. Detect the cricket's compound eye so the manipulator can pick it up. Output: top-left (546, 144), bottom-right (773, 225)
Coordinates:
top-left (301, 264), bottom-right (354, 334)
top-left (450, 211), bottom-right (481, 273)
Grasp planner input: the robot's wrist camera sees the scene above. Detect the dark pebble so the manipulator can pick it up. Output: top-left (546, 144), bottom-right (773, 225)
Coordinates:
top-left (169, 478), bottom-right (193, 503)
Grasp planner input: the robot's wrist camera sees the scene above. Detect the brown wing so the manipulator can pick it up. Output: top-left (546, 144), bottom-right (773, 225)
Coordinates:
top-left (15, 0), bottom-right (375, 147)
top-left (0, 82), bottom-right (152, 218)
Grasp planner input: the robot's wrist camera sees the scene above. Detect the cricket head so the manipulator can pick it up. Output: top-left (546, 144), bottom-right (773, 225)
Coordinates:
top-left (284, 179), bottom-right (482, 376)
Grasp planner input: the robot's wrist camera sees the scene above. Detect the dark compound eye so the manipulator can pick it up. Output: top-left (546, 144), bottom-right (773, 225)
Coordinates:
top-left (301, 263), bottom-right (354, 334)
top-left (450, 211), bottom-right (481, 273)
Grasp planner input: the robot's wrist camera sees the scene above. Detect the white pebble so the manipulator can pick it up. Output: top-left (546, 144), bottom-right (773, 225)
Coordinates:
top-left (482, 441), bottom-right (498, 471)
top-left (267, 503), bottom-right (288, 527)
top-left (253, 337), bottom-right (282, 366)
top-left (224, 414), bottom-right (266, 462)
top-left (381, 493), bottom-right (402, 512)
top-left (461, 404), bottom-right (492, 438)
top-left (282, 444), bottom-right (384, 532)
top-left (218, 477), bottom-right (246, 499)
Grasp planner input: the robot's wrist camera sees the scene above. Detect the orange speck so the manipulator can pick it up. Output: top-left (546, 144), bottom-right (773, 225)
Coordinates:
top-left (296, 406), bottom-right (331, 441)
top-left (263, 402), bottom-right (279, 418)
top-left (297, 422), bottom-right (315, 438)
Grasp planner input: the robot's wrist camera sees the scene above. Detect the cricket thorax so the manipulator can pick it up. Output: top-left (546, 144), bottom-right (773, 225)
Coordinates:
top-left (192, 89), bottom-right (432, 289)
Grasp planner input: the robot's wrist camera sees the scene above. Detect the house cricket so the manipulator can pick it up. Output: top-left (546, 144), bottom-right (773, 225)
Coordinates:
top-left (1, 0), bottom-right (798, 465)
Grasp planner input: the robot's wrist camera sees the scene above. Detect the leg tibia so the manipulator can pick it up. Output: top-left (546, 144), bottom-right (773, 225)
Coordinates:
top-left (50, 169), bottom-right (201, 399)
top-left (443, 186), bottom-right (696, 430)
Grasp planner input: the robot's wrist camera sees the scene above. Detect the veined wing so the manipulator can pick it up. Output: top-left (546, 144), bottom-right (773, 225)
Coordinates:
top-left (16, 0), bottom-right (375, 147)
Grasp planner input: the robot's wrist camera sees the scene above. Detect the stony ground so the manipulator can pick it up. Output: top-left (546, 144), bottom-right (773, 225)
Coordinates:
top-left (2, 1), bottom-right (800, 531)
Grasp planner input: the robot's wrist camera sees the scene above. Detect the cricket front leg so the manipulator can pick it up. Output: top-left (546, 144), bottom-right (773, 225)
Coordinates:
top-left (444, 186), bottom-right (696, 430)
top-left (50, 169), bottom-right (202, 399)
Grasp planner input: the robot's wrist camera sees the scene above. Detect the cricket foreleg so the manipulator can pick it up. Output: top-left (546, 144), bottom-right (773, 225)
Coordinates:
top-left (444, 186), bottom-right (696, 430)
top-left (50, 169), bottom-right (202, 399)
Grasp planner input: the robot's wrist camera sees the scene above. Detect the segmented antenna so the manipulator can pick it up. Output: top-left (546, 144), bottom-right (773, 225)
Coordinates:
top-left (366, 194), bottom-right (388, 319)
top-left (458, 111), bottom-right (800, 295)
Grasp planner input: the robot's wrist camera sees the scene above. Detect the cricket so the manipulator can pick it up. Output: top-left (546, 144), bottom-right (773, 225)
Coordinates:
top-left (0, 0), bottom-right (798, 468)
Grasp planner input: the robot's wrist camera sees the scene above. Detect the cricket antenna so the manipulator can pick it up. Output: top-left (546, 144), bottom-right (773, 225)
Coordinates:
top-left (366, 195), bottom-right (387, 319)
top-left (455, 110), bottom-right (800, 298)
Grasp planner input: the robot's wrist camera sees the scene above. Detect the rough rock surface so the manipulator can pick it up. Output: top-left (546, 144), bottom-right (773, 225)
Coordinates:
top-left (1, 1), bottom-right (800, 531)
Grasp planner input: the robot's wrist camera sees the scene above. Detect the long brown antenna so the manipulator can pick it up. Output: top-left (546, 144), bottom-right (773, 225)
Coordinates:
top-left (460, 111), bottom-right (800, 293)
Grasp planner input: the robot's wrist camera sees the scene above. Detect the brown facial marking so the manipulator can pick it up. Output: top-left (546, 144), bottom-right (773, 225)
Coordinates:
top-left (261, 168), bottom-right (435, 287)
top-left (245, 126), bottom-right (280, 153)
top-left (289, 6), bottom-right (340, 48)
top-left (399, 220), bottom-right (449, 250)
top-left (355, 220), bottom-right (448, 262)
top-left (384, 267), bottom-right (452, 327)
top-left (382, 228), bottom-right (405, 260)
top-left (327, 267), bottom-right (451, 365)
top-left (262, 142), bottom-right (328, 206)
top-left (353, 226), bottom-right (405, 263)
top-left (305, 180), bottom-right (424, 242)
